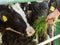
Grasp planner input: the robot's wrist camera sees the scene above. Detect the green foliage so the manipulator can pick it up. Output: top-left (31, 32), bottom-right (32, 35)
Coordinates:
top-left (32, 16), bottom-right (48, 39)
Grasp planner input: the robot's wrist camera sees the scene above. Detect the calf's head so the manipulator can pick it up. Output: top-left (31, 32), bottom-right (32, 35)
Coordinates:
top-left (0, 4), bottom-right (35, 37)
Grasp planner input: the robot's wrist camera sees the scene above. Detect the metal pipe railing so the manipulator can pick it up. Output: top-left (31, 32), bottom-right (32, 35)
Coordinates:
top-left (0, 0), bottom-right (36, 4)
top-left (37, 34), bottom-right (60, 45)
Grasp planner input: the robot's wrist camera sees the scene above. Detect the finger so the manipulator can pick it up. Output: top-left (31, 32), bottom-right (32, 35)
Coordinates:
top-left (46, 18), bottom-right (53, 22)
top-left (47, 20), bottom-right (53, 24)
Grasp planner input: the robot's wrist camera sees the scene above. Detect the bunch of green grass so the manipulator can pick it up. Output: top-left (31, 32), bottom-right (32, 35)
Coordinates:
top-left (32, 16), bottom-right (48, 41)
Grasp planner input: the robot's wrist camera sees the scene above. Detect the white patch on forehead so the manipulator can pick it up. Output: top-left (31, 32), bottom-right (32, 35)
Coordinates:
top-left (11, 3), bottom-right (32, 29)
top-left (11, 3), bottom-right (35, 37)
top-left (11, 3), bottom-right (32, 28)
top-left (11, 3), bottom-right (27, 23)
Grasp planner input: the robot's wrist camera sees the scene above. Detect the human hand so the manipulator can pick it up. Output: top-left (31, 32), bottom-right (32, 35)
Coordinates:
top-left (46, 9), bottom-right (60, 24)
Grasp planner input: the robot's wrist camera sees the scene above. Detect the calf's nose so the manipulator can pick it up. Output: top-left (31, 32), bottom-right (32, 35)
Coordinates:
top-left (26, 24), bottom-right (35, 37)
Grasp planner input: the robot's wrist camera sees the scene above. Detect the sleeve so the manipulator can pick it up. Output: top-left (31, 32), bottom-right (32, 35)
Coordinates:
top-left (55, 0), bottom-right (60, 11)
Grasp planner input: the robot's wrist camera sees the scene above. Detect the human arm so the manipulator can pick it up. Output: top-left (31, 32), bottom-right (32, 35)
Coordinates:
top-left (46, 8), bottom-right (60, 24)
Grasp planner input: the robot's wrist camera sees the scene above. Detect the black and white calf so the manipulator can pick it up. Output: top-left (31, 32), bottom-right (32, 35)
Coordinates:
top-left (0, 3), bottom-right (35, 45)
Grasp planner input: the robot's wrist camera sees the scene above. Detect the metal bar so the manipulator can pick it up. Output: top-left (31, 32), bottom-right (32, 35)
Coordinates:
top-left (0, 0), bottom-right (36, 4)
top-left (37, 34), bottom-right (60, 45)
